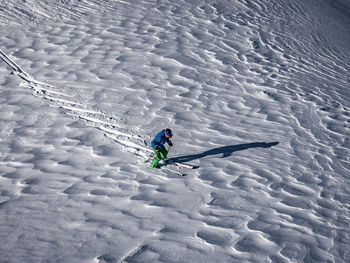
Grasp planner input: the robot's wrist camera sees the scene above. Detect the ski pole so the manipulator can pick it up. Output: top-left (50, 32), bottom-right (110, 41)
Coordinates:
top-left (166, 145), bottom-right (194, 170)
top-left (166, 145), bottom-right (176, 165)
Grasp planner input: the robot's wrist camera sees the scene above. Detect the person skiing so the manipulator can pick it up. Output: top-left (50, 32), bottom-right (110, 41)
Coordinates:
top-left (151, 128), bottom-right (173, 168)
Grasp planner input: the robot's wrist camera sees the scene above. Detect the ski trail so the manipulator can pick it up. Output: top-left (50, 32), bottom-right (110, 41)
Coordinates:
top-left (0, 48), bottom-right (54, 89)
top-left (0, 48), bottom-right (152, 158)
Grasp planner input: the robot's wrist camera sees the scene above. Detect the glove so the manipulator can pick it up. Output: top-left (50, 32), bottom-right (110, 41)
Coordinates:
top-left (154, 146), bottom-right (160, 152)
top-left (168, 141), bottom-right (173, 147)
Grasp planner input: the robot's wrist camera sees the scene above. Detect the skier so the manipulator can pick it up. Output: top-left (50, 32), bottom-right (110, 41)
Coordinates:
top-left (151, 128), bottom-right (173, 168)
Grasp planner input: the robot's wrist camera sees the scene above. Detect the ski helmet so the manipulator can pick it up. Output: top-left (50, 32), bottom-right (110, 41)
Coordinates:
top-left (165, 128), bottom-right (173, 138)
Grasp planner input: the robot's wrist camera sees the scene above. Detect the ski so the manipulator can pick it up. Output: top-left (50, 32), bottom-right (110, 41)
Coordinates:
top-left (166, 158), bottom-right (194, 169)
top-left (160, 165), bottom-right (185, 176)
top-left (144, 159), bottom-right (185, 176)
top-left (172, 162), bottom-right (194, 169)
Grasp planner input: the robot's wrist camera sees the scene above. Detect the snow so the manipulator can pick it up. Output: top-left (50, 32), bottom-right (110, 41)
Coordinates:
top-left (0, 0), bottom-right (349, 262)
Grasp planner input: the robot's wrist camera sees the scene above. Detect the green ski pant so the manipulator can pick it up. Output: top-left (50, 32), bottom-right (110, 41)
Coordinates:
top-left (151, 146), bottom-right (168, 168)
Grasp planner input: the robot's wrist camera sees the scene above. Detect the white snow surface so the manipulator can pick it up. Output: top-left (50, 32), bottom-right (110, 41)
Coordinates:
top-left (0, 0), bottom-right (349, 262)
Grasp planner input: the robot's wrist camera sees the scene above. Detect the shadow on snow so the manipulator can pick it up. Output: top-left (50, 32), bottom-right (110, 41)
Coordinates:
top-left (171, 142), bottom-right (279, 168)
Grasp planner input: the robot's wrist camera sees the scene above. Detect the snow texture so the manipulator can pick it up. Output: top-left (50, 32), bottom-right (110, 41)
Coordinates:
top-left (0, 0), bottom-right (349, 262)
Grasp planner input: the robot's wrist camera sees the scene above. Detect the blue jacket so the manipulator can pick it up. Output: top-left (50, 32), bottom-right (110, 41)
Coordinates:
top-left (151, 130), bottom-right (171, 150)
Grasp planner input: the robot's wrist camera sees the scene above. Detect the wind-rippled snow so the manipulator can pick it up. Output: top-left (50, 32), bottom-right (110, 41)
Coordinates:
top-left (0, 0), bottom-right (349, 262)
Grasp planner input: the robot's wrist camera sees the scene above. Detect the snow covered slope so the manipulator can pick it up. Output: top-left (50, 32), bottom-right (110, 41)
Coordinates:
top-left (0, 0), bottom-right (349, 262)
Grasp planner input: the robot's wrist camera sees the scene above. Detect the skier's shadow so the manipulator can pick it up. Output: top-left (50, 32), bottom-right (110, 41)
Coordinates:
top-left (171, 142), bottom-right (279, 168)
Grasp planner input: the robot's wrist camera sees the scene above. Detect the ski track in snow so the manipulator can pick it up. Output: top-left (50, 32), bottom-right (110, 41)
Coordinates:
top-left (1, 0), bottom-right (350, 262)
top-left (0, 47), bottom-right (152, 160)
